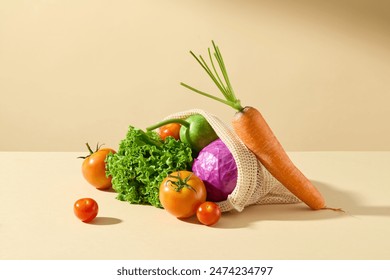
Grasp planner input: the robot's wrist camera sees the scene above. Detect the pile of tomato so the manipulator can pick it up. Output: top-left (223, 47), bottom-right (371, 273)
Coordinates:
top-left (74, 125), bottom-right (222, 226)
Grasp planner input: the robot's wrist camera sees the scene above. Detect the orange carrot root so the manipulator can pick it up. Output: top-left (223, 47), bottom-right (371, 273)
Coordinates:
top-left (232, 106), bottom-right (326, 210)
top-left (322, 207), bottom-right (345, 212)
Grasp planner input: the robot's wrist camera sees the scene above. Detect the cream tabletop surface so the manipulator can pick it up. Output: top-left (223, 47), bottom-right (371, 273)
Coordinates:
top-left (0, 151), bottom-right (389, 260)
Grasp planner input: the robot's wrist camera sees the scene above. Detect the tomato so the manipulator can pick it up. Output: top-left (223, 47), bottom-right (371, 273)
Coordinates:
top-left (159, 171), bottom-right (206, 218)
top-left (80, 143), bottom-right (116, 190)
top-left (74, 198), bottom-right (99, 222)
top-left (196, 201), bottom-right (221, 226)
top-left (159, 123), bottom-right (181, 141)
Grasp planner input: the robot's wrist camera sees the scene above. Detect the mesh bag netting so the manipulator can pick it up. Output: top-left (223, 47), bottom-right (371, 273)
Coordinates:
top-left (164, 109), bottom-right (301, 212)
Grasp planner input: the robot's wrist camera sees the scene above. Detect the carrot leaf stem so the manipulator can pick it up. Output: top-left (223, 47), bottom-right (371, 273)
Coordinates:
top-left (181, 41), bottom-right (243, 112)
top-left (212, 41), bottom-right (235, 100)
top-left (190, 51), bottom-right (227, 96)
top-left (208, 48), bottom-right (228, 95)
top-left (180, 82), bottom-right (241, 110)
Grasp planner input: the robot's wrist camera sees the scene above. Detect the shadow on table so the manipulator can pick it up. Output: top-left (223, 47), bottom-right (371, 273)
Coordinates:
top-left (214, 180), bottom-right (390, 229)
top-left (314, 180), bottom-right (390, 218)
top-left (90, 217), bottom-right (123, 225)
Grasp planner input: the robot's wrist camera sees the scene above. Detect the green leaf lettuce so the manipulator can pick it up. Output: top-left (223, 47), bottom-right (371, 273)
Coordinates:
top-left (106, 126), bottom-right (193, 208)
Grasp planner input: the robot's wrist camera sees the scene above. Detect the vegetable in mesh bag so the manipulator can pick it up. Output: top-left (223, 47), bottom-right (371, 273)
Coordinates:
top-left (163, 109), bottom-right (301, 212)
top-left (192, 138), bottom-right (237, 202)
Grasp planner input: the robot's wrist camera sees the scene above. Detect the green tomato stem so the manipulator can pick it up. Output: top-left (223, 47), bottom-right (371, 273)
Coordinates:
top-left (78, 142), bottom-right (102, 159)
top-left (86, 143), bottom-right (94, 154)
top-left (166, 171), bottom-right (197, 193)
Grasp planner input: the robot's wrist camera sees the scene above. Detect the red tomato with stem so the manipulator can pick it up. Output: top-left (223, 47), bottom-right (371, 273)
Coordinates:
top-left (159, 171), bottom-right (206, 218)
top-left (74, 198), bottom-right (99, 222)
top-left (80, 143), bottom-right (116, 190)
top-left (196, 201), bottom-right (221, 226)
top-left (159, 123), bottom-right (181, 141)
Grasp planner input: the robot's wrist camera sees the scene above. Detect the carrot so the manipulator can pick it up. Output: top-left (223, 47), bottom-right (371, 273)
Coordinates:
top-left (180, 41), bottom-right (326, 210)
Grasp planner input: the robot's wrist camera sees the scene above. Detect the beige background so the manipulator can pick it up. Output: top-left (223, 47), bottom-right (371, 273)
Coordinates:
top-left (1, 0), bottom-right (390, 152)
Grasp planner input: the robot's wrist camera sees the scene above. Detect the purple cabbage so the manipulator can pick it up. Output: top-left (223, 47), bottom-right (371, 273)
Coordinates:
top-left (192, 139), bottom-right (237, 202)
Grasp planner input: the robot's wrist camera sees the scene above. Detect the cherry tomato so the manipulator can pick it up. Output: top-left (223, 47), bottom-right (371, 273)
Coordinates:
top-left (74, 198), bottom-right (99, 222)
top-left (196, 201), bottom-right (221, 226)
top-left (80, 143), bottom-right (116, 190)
top-left (159, 171), bottom-right (206, 218)
top-left (159, 123), bottom-right (181, 141)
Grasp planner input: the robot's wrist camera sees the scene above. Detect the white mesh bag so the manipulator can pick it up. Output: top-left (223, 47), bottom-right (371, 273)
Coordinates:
top-left (163, 109), bottom-right (301, 212)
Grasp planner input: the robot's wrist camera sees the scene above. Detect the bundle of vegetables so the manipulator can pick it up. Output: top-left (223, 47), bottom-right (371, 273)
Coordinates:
top-left (106, 100), bottom-right (303, 213)
top-left (105, 126), bottom-right (193, 208)
top-left (104, 41), bottom-right (333, 218)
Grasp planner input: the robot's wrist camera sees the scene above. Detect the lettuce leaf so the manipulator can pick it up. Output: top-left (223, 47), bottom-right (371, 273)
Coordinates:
top-left (106, 126), bottom-right (193, 208)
